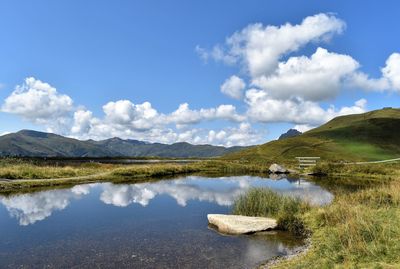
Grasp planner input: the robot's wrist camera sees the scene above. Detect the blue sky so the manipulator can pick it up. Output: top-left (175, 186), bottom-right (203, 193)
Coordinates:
top-left (0, 0), bottom-right (399, 146)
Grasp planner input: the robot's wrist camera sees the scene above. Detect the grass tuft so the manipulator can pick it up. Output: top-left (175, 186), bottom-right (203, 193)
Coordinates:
top-left (232, 188), bottom-right (311, 236)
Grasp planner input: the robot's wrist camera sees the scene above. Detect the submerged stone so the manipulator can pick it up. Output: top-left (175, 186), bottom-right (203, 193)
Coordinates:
top-left (207, 214), bottom-right (277, 234)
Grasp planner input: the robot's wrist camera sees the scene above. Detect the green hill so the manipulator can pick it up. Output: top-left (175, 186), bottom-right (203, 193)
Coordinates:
top-left (224, 108), bottom-right (400, 164)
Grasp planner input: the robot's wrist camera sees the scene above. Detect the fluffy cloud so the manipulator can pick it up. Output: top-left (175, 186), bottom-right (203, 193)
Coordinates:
top-left (254, 48), bottom-right (360, 101)
top-left (195, 45), bottom-right (237, 65)
top-left (1, 77), bottom-right (74, 132)
top-left (207, 122), bottom-right (261, 147)
top-left (167, 103), bottom-right (245, 125)
top-left (71, 110), bottom-right (94, 134)
top-left (168, 103), bottom-right (202, 125)
top-left (199, 13), bottom-right (400, 100)
top-left (293, 124), bottom-right (315, 133)
top-left (0, 77), bottom-right (257, 146)
top-left (245, 89), bottom-right (367, 125)
top-left (383, 53), bottom-right (400, 90)
top-left (349, 52), bottom-right (400, 92)
top-left (220, 75), bottom-right (246, 99)
top-left (197, 13), bottom-right (400, 132)
top-left (1, 77), bottom-right (73, 118)
top-left (200, 13), bottom-right (345, 77)
top-left (66, 99), bottom-right (255, 145)
top-left (158, 122), bottom-right (262, 147)
top-left (103, 100), bottom-right (160, 130)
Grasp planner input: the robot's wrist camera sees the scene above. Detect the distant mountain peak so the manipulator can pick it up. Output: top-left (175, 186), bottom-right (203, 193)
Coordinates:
top-left (17, 129), bottom-right (53, 138)
top-left (278, 129), bottom-right (302, 140)
top-left (110, 137), bottom-right (123, 141)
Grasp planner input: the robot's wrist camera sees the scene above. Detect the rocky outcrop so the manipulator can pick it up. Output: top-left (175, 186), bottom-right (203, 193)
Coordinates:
top-left (207, 214), bottom-right (277, 234)
top-left (278, 129), bottom-right (302, 140)
top-left (269, 163), bottom-right (288, 174)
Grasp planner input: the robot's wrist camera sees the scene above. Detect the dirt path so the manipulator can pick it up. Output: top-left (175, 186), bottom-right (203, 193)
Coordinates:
top-left (345, 157), bottom-right (400, 165)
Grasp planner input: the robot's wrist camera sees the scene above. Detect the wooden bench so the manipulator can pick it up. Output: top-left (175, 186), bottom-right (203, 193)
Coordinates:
top-left (295, 157), bottom-right (320, 169)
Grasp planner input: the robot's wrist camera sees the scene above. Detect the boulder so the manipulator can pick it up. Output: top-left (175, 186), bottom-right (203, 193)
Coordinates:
top-left (207, 214), bottom-right (277, 234)
top-left (269, 163), bottom-right (288, 174)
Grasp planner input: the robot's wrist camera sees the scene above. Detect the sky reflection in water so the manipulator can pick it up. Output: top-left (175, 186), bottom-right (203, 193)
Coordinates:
top-left (0, 176), bottom-right (332, 226)
top-left (0, 176), bottom-right (333, 269)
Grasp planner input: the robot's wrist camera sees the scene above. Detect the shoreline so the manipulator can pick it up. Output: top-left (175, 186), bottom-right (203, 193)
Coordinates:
top-left (0, 160), bottom-right (279, 194)
top-left (260, 238), bottom-right (311, 269)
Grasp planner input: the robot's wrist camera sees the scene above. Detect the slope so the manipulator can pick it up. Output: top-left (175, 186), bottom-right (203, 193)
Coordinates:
top-left (224, 108), bottom-right (400, 164)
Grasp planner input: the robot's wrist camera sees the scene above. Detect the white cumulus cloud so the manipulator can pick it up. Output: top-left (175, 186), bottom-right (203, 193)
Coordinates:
top-left (382, 53), bottom-right (400, 91)
top-left (350, 52), bottom-right (400, 92)
top-left (167, 103), bottom-right (245, 125)
top-left (245, 88), bottom-right (367, 125)
top-left (1, 77), bottom-right (74, 133)
top-left (220, 75), bottom-right (246, 99)
top-left (254, 48), bottom-right (360, 101)
top-left (103, 100), bottom-right (160, 131)
top-left (201, 13), bottom-right (345, 77)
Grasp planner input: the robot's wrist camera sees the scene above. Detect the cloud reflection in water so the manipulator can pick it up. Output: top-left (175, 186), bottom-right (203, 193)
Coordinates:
top-left (99, 176), bottom-right (333, 207)
top-left (0, 185), bottom-right (92, 225)
top-left (0, 176), bottom-right (333, 226)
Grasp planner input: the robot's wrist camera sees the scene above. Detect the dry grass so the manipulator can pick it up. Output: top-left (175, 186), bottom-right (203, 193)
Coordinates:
top-left (0, 159), bottom-right (114, 179)
top-left (274, 178), bottom-right (400, 268)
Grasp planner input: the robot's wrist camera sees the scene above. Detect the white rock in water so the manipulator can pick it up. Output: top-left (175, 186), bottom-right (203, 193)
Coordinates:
top-left (269, 163), bottom-right (288, 174)
top-left (207, 214), bottom-right (277, 234)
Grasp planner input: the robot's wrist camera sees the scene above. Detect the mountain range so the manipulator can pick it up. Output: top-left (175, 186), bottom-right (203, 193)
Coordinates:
top-left (3, 108), bottom-right (398, 161)
top-left (0, 130), bottom-right (247, 158)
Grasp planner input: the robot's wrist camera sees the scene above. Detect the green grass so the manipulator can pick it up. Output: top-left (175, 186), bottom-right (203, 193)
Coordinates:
top-left (224, 108), bottom-right (400, 163)
top-left (311, 162), bottom-right (400, 181)
top-left (337, 141), bottom-right (396, 161)
top-left (232, 188), bottom-right (311, 236)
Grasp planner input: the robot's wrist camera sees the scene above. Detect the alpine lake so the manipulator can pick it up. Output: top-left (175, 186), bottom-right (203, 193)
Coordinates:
top-left (0, 173), bottom-right (334, 268)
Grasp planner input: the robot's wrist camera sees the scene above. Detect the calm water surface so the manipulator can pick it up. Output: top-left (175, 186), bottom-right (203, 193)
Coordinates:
top-left (0, 175), bottom-right (333, 269)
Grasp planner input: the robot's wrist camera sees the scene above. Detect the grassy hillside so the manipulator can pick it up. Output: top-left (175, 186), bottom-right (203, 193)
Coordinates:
top-left (224, 108), bottom-right (400, 164)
